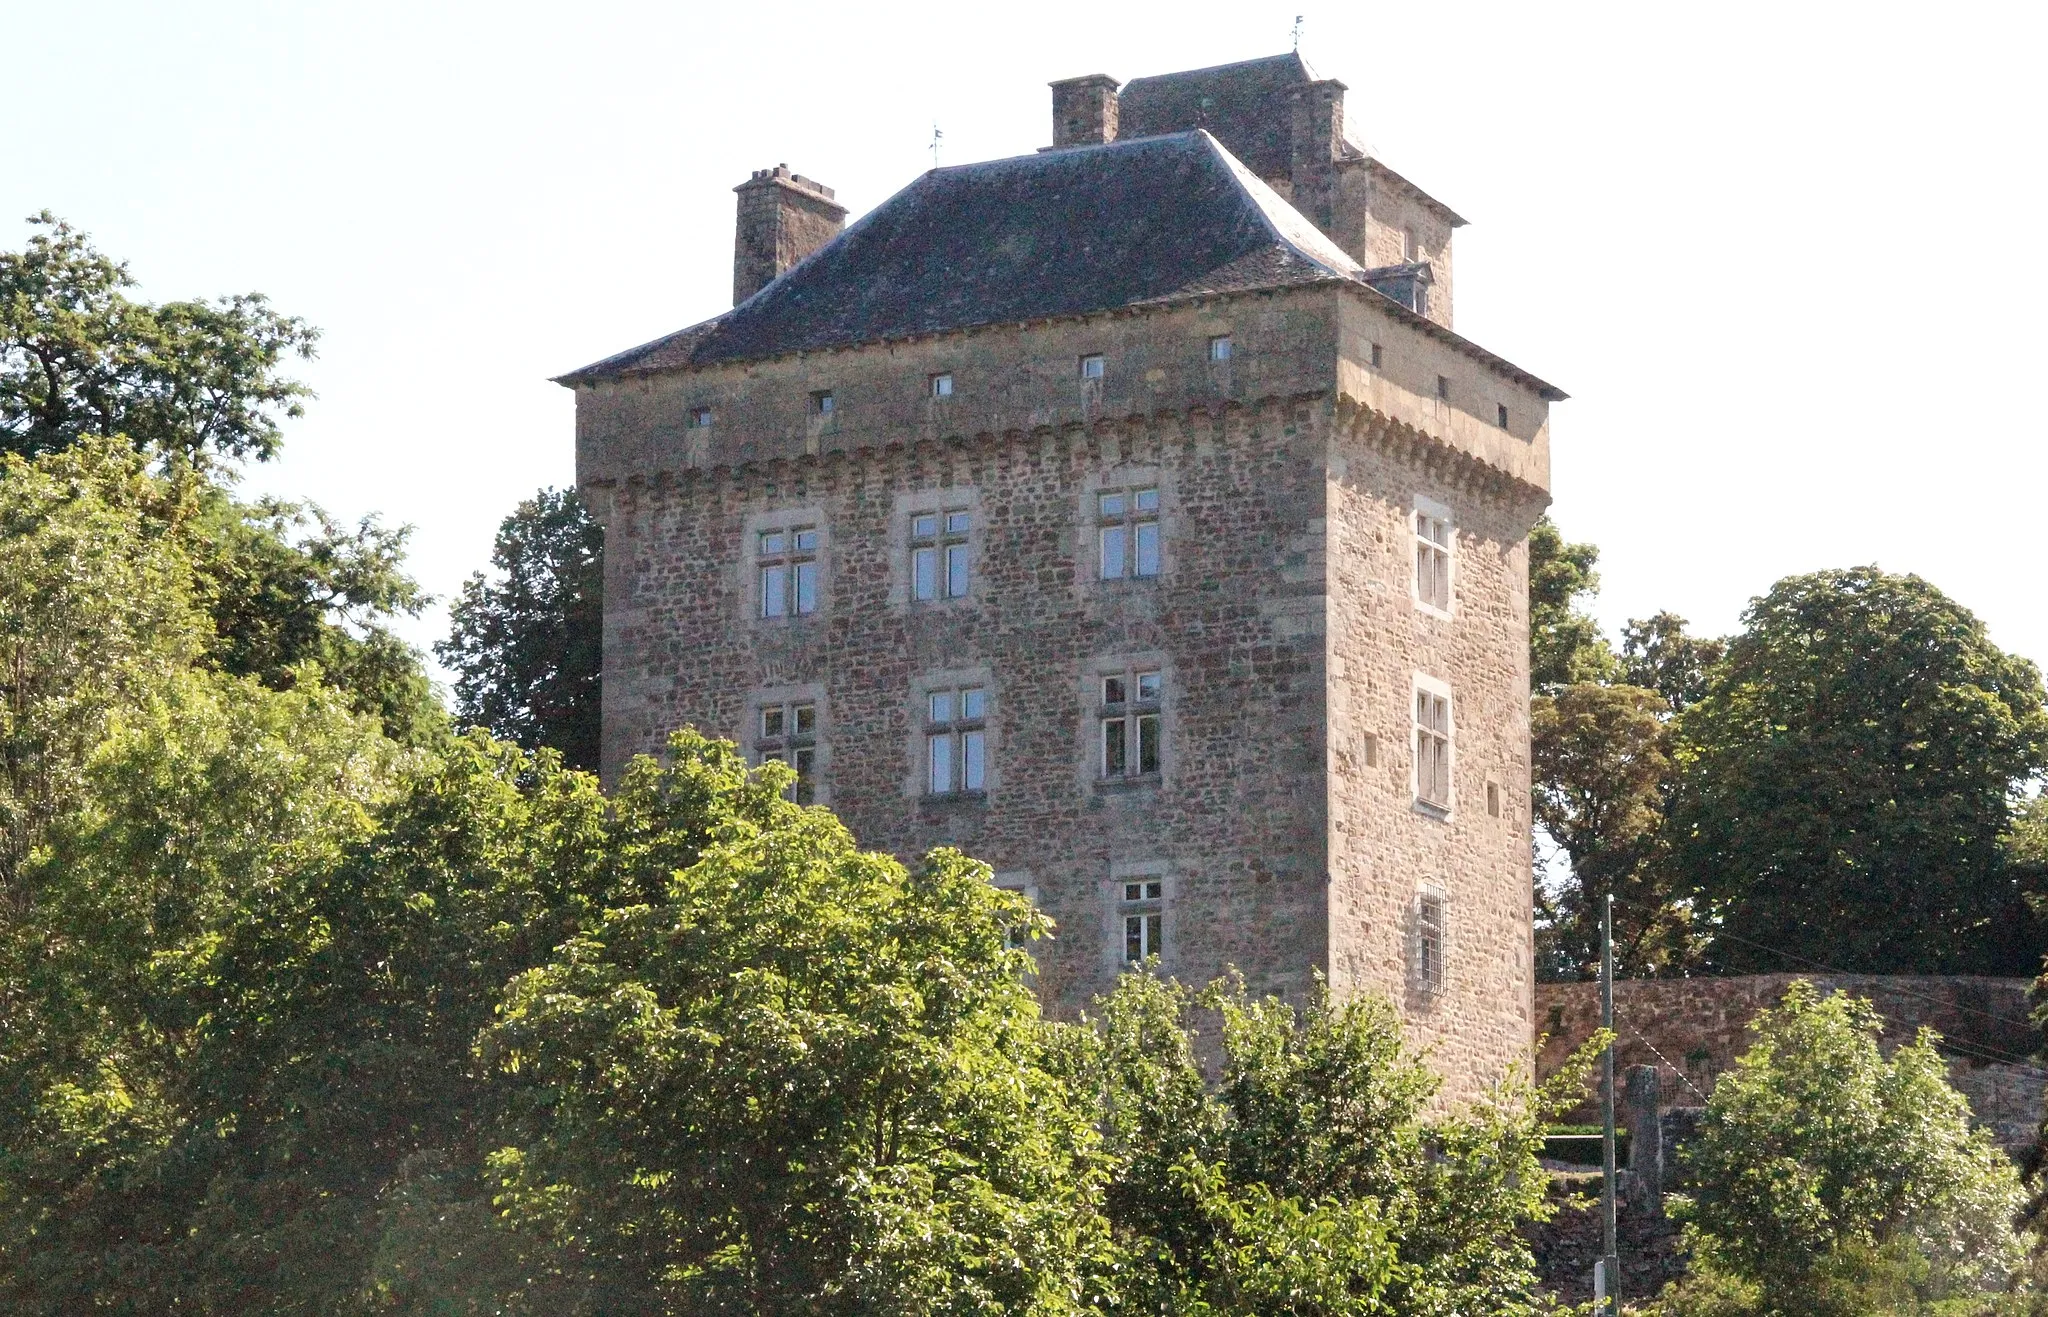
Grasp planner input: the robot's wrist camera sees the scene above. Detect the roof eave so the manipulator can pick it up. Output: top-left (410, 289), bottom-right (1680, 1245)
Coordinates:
top-left (1351, 281), bottom-right (1566, 400)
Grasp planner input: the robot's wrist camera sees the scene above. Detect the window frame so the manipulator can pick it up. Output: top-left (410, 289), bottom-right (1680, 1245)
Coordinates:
top-left (908, 504), bottom-right (973, 602)
top-left (1079, 352), bottom-right (1106, 381)
top-left (743, 507), bottom-right (828, 625)
top-left (748, 686), bottom-right (827, 805)
top-left (1411, 495), bottom-right (1455, 618)
top-left (686, 405), bottom-right (713, 430)
top-left (1112, 865), bottom-right (1170, 969)
top-left (1095, 483), bottom-right (1162, 582)
top-left (810, 389), bottom-right (836, 416)
top-left (1413, 884), bottom-right (1447, 995)
top-left (1411, 673), bottom-right (1454, 818)
top-left (930, 372), bottom-right (954, 399)
top-left (1207, 334), bottom-right (1232, 362)
top-left (1096, 663), bottom-right (1164, 784)
top-left (923, 683), bottom-right (989, 797)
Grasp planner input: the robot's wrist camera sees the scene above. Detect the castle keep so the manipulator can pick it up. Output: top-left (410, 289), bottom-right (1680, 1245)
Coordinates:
top-left (561, 54), bottom-right (1564, 1095)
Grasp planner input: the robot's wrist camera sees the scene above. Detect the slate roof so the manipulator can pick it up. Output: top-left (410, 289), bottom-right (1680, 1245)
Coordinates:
top-left (557, 129), bottom-right (1562, 400)
top-left (1116, 53), bottom-right (1321, 182)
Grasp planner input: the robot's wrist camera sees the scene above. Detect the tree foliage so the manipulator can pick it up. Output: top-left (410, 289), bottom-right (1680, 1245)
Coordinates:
top-left (1656, 982), bottom-right (2027, 1315)
top-left (0, 212), bottom-right (318, 470)
top-left (1531, 683), bottom-right (1696, 978)
top-left (438, 487), bottom-right (603, 770)
top-left (1528, 515), bottom-right (1616, 694)
top-left (1669, 567), bottom-right (2048, 974)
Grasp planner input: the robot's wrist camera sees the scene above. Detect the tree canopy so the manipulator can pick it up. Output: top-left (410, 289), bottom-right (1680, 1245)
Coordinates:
top-left (1656, 982), bottom-right (2027, 1316)
top-left (438, 487), bottom-right (604, 770)
top-left (1669, 567), bottom-right (2048, 974)
top-left (0, 212), bottom-right (318, 471)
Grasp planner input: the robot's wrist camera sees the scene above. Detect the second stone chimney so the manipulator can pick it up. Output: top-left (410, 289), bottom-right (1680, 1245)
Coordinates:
top-left (1049, 74), bottom-right (1120, 148)
top-left (732, 165), bottom-right (847, 305)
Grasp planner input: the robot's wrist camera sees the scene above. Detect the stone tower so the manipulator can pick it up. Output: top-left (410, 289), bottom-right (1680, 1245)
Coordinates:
top-left (560, 54), bottom-right (1564, 1099)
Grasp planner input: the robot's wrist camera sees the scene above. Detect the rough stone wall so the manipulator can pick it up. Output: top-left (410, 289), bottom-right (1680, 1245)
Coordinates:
top-left (1535, 975), bottom-right (2044, 1150)
top-left (597, 398), bottom-right (1333, 1019)
top-left (1323, 398), bottom-right (1543, 1092)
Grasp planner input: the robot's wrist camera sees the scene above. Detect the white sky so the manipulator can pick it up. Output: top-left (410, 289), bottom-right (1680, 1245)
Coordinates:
top-left (9, 1), bottom-right (2046, 682)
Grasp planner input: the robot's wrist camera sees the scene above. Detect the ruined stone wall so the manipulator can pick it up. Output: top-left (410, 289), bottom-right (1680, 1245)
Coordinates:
top-left (594, 397), bottom-right (1334, 1020)
top-left (1535, 975), bottom-right (2044, 1150)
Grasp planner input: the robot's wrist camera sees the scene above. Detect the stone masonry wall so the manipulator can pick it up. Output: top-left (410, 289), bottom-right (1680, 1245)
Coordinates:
top-left (598, 396), bottom-right (1333, 1023)
top-left (1535, 975), bottom-right (2044, 1150)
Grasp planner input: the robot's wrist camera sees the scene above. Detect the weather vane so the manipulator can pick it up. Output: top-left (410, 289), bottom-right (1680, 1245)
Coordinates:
top-left (1292, 14), bottom-right (1305, 50)
top-left (931, 123), bottom-right (944, 168)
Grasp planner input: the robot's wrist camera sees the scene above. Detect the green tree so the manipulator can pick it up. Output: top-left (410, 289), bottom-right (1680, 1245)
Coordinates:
top-left (1531, 683), bottom-right (1697, 978)
top-left (479, 737), bottom-right (1102, 1315)
top-left (1657, 981), bottom-right (2027, 1316)
top-left (1620, 611), bottom-right (1726, 715)
top-left (1069, 971), bottom-right (1577, 1315)
top-left (0, 212), bottom-right (318, 470)
top-left (1669, 567), bottom-right (2048, 974)
top-left (438, 488), bottom-right (603, 770)
top-left (1529, 515), bottom-right (1616, 694)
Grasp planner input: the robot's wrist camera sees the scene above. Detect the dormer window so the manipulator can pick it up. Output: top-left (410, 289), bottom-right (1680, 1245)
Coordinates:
top-left (686, 406), bottom-right (713, 430)
top-left (930, 373), bottom-right (954, 399)
top-left (1079, 353), bottom-right (1105, 381)
top-left (811, 390), bottom-right (835, 415)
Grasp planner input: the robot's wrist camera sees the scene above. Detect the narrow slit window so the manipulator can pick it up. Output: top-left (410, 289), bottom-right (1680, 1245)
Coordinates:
top-left (1486, 781), bottom-right (1501, 817)
top-left (1497, 402), bottom-right (1510, 429)
top-left (925, 685), bottom-right (987, 795)
top-left (1436, 375), bottom-right (1450, 401)
top-left (759, 525), bottom-right (821, 619)
top-left (1097, 486), bottom-right (1161, 580)
top-left (909, 506), bottom-right (972, 601)
top-left (1370, 342), bottom-right (1384, 369)
top-left (1100, 668), bottom-right (1162, 780)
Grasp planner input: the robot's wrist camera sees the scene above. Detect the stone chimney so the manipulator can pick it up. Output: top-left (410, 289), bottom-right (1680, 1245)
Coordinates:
top-left (1049, 74), bottom-right (1121, 148)
top-left (732, 165), bottom-right (847, 305)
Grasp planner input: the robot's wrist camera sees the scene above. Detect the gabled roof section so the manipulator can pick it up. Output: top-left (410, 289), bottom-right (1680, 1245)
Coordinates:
top-left (556, 131), bottom-right (1364, 384)
top-left (1118, 53), bottom-right (1319, 181)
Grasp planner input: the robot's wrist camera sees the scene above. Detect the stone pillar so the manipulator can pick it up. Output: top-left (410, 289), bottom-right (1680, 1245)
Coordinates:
top-left (1624, 1064), bottom-right (1664, 1210)
top-left (732, 166), bottom-right (847, 305)
top-left (1049, 74), bottom-right (1120, 148)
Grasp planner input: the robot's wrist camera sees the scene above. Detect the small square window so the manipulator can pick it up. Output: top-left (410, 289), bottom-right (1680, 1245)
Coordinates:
top-left (1207, 335), bottom-right (1232, 362)
top-left (1497, 403), bottom-right (1510, 429)
top-left (761, 707), bottom-right (784, 738)
top-left (811, 390), bottom-right (836, 415)
top-left (930, 373), bottom-right (954, 398)
top-left (1079, 353), bottom-right (1105, 381)
top-left (1102, 675), bottom-right (1125, 704)
top-left (1436, 375), bottom-right (1450, 401)
top-left (687, 406), bottom-right (713, 429)
top-left (1370, 343), bottom-right (1384, 369)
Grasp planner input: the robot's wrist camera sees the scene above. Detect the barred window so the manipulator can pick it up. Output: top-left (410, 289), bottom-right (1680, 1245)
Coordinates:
top-left (1097, 487), bottom-right (1160, 580)
top-left (756, 700), bottom-right (818, 804)
top-left (910, 507), bottom-right (972, 601)
top-left (759, 525), bottom-right (820, 618)
top-left (1101, 669), bottom-right (1162, 779)
top-left (925, 686), bottom-right (987, 795)
top-left (1415, 889), bottom-right (1445, 992)
top-left (1414, 684), bottom-right (1452, 812)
